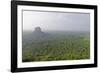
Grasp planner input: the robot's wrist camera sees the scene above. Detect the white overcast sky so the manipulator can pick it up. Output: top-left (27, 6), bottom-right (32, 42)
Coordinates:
top-left (23, 10), bottom-right (90, 31)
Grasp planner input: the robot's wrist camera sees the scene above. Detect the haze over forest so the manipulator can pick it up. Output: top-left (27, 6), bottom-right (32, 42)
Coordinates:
top-left (22, 10), bottom-right (90, 62)
top-left (23, 10), bottom-right (90, 32)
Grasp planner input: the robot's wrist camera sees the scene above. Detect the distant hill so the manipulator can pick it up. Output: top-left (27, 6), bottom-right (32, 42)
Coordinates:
top-left (33, 27), bottom-right (46, 37)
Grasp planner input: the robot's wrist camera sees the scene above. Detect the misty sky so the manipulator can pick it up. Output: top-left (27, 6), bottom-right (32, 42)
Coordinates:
top-left (23, 10), bottom-right (90, 31)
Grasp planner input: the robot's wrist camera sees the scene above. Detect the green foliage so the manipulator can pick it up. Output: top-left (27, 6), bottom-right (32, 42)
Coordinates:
top-left (22, 31), bottom-right (90, 62)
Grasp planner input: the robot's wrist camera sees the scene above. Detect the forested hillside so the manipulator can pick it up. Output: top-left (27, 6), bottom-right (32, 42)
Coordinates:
top-left (22, 31), bottom-right (90, 62)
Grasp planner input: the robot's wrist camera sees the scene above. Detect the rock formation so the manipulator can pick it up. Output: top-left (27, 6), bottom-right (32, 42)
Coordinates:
top-left (34, 27), bottom-right (42, 33)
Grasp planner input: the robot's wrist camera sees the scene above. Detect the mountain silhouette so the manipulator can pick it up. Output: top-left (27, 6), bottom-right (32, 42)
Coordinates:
top-left (33, 27), bottom-right (47, 38)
